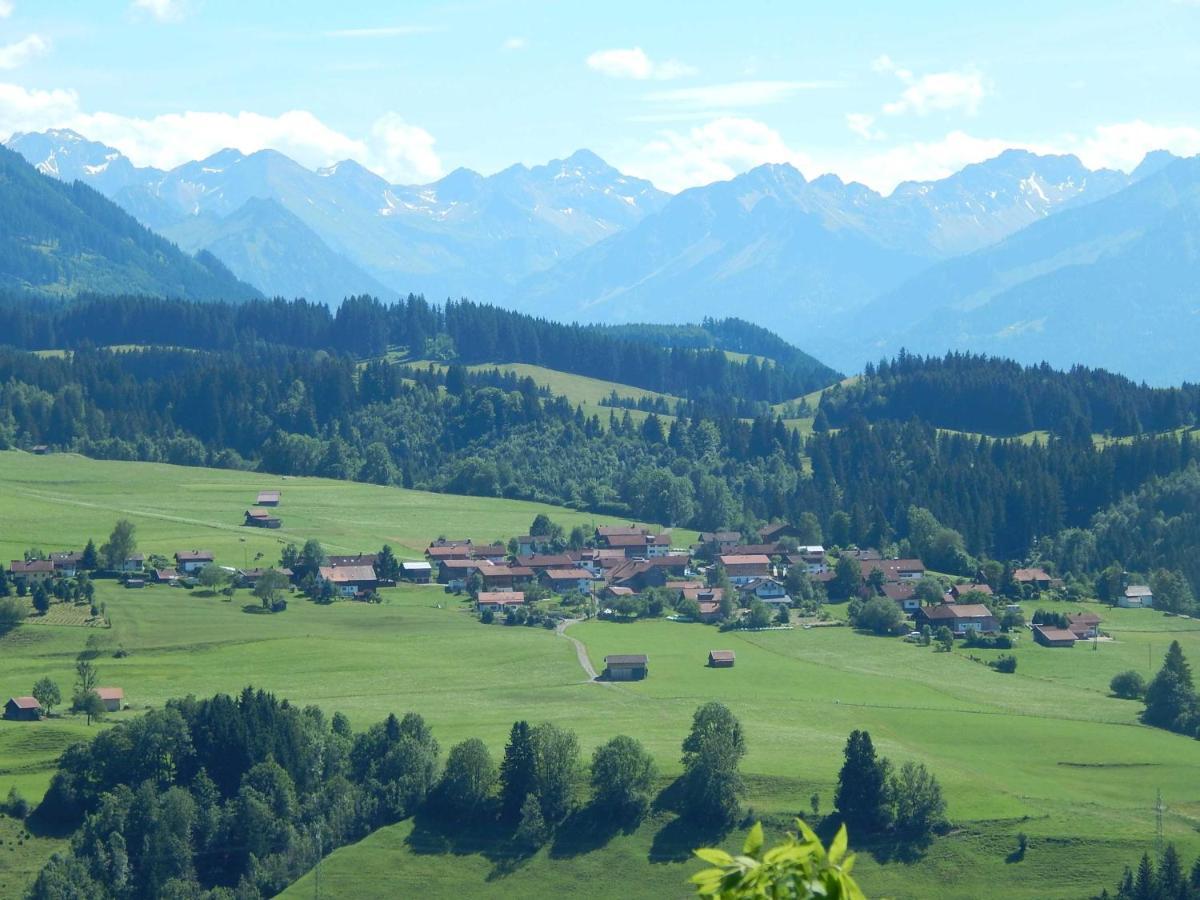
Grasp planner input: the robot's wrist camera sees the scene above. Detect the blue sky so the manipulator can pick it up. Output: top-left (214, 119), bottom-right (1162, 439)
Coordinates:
top-left (1, 0), bottom-right (1199, 191)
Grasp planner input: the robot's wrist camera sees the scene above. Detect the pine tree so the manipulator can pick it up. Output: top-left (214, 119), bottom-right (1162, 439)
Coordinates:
top-left (499, 721), bottom-right (537, 821)
top-left (834, 729), bottom-right (891, 833)
top-left (1143, 641), bottom-right (1198, 733)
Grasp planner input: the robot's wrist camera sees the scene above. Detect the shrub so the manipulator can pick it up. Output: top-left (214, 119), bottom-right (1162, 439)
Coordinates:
top-left (989, 654), bottom-right (1017, 674)
top-left (1110, 670), bottom-right (1147, 699)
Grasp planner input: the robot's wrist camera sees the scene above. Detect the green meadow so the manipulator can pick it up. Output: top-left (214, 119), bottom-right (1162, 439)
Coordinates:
top-left (1, 451), bottom-right (1199, 898)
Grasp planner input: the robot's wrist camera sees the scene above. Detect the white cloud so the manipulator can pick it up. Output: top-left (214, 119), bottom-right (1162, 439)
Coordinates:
top-left (874, 56), bottom-right (987, 117)
top-left (130, 0), bottom-right (187, 22)
top-left (0, 34), bottom-right (48, 70)
top-left (623, 116), bottom-right (814, 193)
top-left (846, 112), bottom-right (884, 141)
top-left (0, 82), bottom-right (443, 183)
top-left (0, 1), bottom-right (13, 19)
top-left (643, 79), bottom-right (836, 109)
top-left (586, 47), bottom-right (695, 81)
top-left (502, 36), bottom-right (527, 51)
top-left (1070, 120), bottom-right (1200, 171)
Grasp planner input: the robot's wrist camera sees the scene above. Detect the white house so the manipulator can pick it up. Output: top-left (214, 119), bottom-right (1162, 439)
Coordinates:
top-left (1119, 585), bottom-right (1154, 608)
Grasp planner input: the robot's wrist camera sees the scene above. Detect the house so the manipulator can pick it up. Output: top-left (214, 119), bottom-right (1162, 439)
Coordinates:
top-left (427, 544), bottom-right (473, 562)
top-left (479, 565), bottom-right (517, 591)
top-left (328, 554), bottom-right (378, 568)
top-left (646, 533), bottom-right (673, 558)
top-left (606, 558), bottom-right (687, 593)
top-left (1120, 585), bottom-right (1154, 608)
top-left (697, 599), bottom-right (723, 623)
top-left (10, 559), bottom-right (54, 583)
top-left (791, 546), bottom-right (827, 575)
top-left (708, 650), bottom-right (736, 668)
top-left (514, 535), bottom-right (539, 556)
top-left (154, 567), bottom-right (181, 584)
top-left (121, 554), bottom-right (145, 573)
top-left (175, 550), bottom-right (215, 574)
top-left (96, 687), bottom-right (124, 712)
top-left (859, 558), bottom-right (926, 584)
top-left (255, 490), bottom-right (281, 506)
top-left (318, 564), bottom-right (379, 598)
top-left (881, 582), bottom-right (921, 613)
top-left (596, 524), bottom-right (649, 543)
top-left (238, 567), bottom-right (292, 588)
top-left (1033, 625), bottom-right (1077, 648)
top-left (604, 533), bottom-right (656, 558)
top-left (50, 551), bottom-right (83, 577)
top-left (1067, 612), bottom-right (1102, 639)
top-left (400, 561), bottom-right (432, 583)
top-left (729, 543), bottom-right (785, 558)
top-left (739, 577), bottom-right (791, 606)
top-left (914, 603), bottom-right (998, 635)
top-left (758, 522), bottom-right (800, 543)
top-left (1013, 567), bottom-right (1053, 590)
top-left (438, 559), bottom-right (482, 590)
top-left (515, 553), bottom-right (576, 572)
top-left (477, 591), bottom-right (525, 612)
top-left (4, 696), bottom-right (41, 721)
top-left (244, 509), bottom-right (282, 529)
top-left (471, 544), bottom-right (509, 564)
top-left (604, 585), bottom-right (636, 600)
top-left (30, 444), bottom-right (49, 455)
top-left (541, 568), bottom-right (594, 594)
top-left (604, 654), bottom-right (648, 681)
top-left (719, 554), bottom-right (772, 585)
top-left (700, 531), bottom-right (742, 555)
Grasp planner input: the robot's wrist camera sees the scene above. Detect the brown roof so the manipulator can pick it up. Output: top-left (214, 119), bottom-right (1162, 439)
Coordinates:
top-left (606, 586), bottom-right (635, 596)
top-left (246, 508), bottom-right (271, 519)
top-left (319, 565), bottom-right (378, 584)
top-left (8, 696), bottom-right (39, 710)
top-left (256, 490), bottom-right (281, 502)
top-left (1013, 567), bottom-right (1052, 582)
top-left (471, 544), bottom-right (508, 557)
top-left (1034, 625), bottom-right (1077, 643)
top-left (543, 568), bottom-right (593, 580)
top-left (1067, 612), bottom-right (1102, 626)
top-left (11, 559), bottom-right (54, 573)
top-left (859, 559), bottom-right (926, 581)
top-left (439, 559), bottom-right (483, 571)
top-left (605, 654), bottom-right (648, 665)
top-left (96, 687), bottom-right (124, 701)
top-left (665, 580), bottom-right (705, 591)
top-left (953, 583), bottom-right (993, 596)
top-left (427, 545), bottom-right (471, 559)
top-left (155, 568), bottom-right (180, 580)
top-left (720, 554), bottom-right (771, 566)
top-left (730, 543), bottom-right (784, 556)
top-left (506, 566), bottom-right (535, 577)
top-left (175, 550), bottom-right (214, 562)
top-left (328, 554), bottom-right (377, 567)
top-left (881, 583), bottom-right (916, 601)
top-left (921, 603), bottom-right (994, 621)
top-left (597, 525), bottom-right (648, 537)
top-left (708, 650), bottom-right (736, 662)
top-left (698, 599), bottom-right (721, 615)
top-left (477, 591), bottom-right (524, 604)
top-left (516, 554), bottom-right (576, 568)
top-left (759, 522), bottom-right (793, 540)
top-left (605, 533), bottom-right (652, 548)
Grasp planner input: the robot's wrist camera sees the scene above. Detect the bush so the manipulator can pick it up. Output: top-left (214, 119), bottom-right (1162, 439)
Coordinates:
top-left (1110, 670), bottom-right (1147, 699)
top-left (989, 654), bottom-right (1017, 674)
top-left (3, 786), bottom-right (29, 820)
top-left (964, 632), bottom-right (1013, 650)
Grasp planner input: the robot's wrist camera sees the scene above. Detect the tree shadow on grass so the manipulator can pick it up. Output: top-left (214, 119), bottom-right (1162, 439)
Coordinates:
top-left (548, 803), bottom-right (628, 859)
top-left (645, 778), bottom-right (730, 864)
top-left (404, 803), bottom-right (536, 881)
top-left (240, 604), bottom-right (271, 614)
top-left (864, 831), bottom-right (935, 865)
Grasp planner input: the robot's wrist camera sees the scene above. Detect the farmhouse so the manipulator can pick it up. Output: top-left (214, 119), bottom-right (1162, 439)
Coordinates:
top-left (791, 546), bottom-right (827, 574)
top-left (479, 565), bottom-right (518, 591)
top-left (708, 650), bottom-right (736, 668)
top-left (1120, 585), bottom-right (1154, 608)
top-left (400, 561), bottom-right (432, 583)
top-left (154, 567), bottom-right (181, 584)
top-left (244, 508), bottom-right (282, 529)
top-left (477, 591), bottom-right (525, 612)
top-left (881, 582), bottom-right (921, 613)
top-left (604, 533), bottom-right (657, 558)
top-left (427, 545), bottom-right (472, 562)
top-left (328, 553), bottom-right (377, 568)
top-left (697, 599), bottom-right (723, 623)
top-left (121, 554), bottom-right (145, 573)
top-left (10, 558), bottom-right (54, 583)
top-left (604, 654), bottom-right (648, 681)
top-left (1067, 612), bottom-right (1102, 639)
top-left (914, 603), bottom-right (998, 635)
top-left (700, 531), bottom-right (742, 554)
top-left (719, 554), bottom-right (771, 585)
top-left (1033, 625), bottom-right (1077, 648)
top-left (319, 564), bottom-right (379, 598)
top-left (541, 568), bottom-right (593, 594)
top-left (255, 490), bottom-right (281, 506)
top-left (859, 558), bottom-right (926, 583)
top-left (438, 559), bottom-right (481, 589)
top-left (1013, 567), bottom-right (1053, 590)
top-left (96, 687), bottom-right (124, 712)
top-left (758, 522), bottom-right (800, 543)
top-left (175, 550), bottom-right (215, 574)
top-left (4, 696), bottom-right (41, 721)
top-left (739, 577), bottom-right (791, 606)
top-left (515, 553), bottom-right (576, 571)
top-left (50, 550), bottom-right (83, 576)
top-left (951, 582), bottom-right (993, 600)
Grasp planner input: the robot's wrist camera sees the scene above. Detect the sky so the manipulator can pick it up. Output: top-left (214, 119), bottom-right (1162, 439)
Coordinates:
top-left (1, 0), bottom-right (1199, 193)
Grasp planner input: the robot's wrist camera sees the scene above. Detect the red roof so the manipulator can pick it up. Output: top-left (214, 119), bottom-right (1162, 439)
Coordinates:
top-left (11, 559), bottom-right (54, 573)
top-left (720, 554), bottom-right (771, 566)
top-left (544, 568), bottom-right (593, 580)
top-left (477, 591), bottom-right (524, 604)
top-left (96, 687), bottom-right (124, 701)
top-left (1013, 567), bottom-right (1052, 582)
top-left (1034, 625), bottom-right (1077, 643)
top-left (427, 546), bottom-right (471, 559)
top-left (8, 696), bottom-right (39, 710)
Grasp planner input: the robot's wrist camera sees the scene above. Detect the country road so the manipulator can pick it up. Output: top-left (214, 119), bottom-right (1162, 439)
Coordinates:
top-left (556, 618), bottom-right (604, 683)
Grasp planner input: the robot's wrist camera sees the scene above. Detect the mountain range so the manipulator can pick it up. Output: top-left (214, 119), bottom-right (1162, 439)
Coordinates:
top-left (6, 128), bottom-right (1200, 384)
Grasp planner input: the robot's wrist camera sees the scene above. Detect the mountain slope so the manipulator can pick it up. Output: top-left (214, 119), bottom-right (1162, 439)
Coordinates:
top-left (513, 153), bottom-right (1131, 334)
top-left (158, 197), bottom-right (395, 302)
top-left (6, 132), bottom-right (670, 301)
top-left (0, 145), bottom-right (260, 301)
top-left (843, 155), bottom-right (1200, 384)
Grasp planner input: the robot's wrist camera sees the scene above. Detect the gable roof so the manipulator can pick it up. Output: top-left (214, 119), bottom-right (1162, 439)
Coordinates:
top-left (543, 568), bottom-right (593, 580)
top-left (11, 559), bottom-right (54, 573)
top-left (319, 565), bottom-right (377, 583)
top-left (1034, 625), bottom-right (1077, 643)
top-left (719, 554), bottom-right (771, 566)
top-left (7, 696), bottom-right (39, 710)
top-left (256, 490), bottom-right (281, 503)
top-left (1013, 567), bottom-right (1052, 582)
top-left (175, 550), bottom-right (214, 562)
top-left (605, 654), bottom-right (648, 666)
top-left (96, 687), bottom-right (124, 701)
top-left (477, 591), bottom-right (524, 604)
top-left (708, 650), bottom-right (736, 662)
top-left (1125, 584), bottom-right (1153, 597)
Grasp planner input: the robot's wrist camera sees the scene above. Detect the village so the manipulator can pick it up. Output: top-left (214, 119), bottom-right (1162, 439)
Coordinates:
top-left (3, 490), bottom-right (1163, 719)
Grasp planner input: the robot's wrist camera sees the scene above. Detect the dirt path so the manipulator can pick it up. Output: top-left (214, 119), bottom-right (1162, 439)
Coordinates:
top-left (557, 618), bottom-right (604, 683)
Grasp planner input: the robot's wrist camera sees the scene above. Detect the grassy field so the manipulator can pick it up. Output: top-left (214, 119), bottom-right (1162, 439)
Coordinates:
top-left (2, 452), bottom-right (1200, 899)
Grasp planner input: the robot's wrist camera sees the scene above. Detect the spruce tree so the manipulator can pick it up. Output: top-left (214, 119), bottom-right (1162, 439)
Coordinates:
top-left (834, 729), bottom-right (891, 833)
top-left (1143, 641), bottom-right (1198, 733)
top-left (499, 721), bottom-right (537, 821)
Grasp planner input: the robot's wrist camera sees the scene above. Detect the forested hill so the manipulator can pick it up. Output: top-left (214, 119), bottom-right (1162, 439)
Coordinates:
top-left (0, 293), bottom-right (841, 403)
top-left (0, 146), bottom-right (260, 302)
top-left (589, 318), bottom-right (837, 385)
top-left (818, 352), bottom-right (1200, 438)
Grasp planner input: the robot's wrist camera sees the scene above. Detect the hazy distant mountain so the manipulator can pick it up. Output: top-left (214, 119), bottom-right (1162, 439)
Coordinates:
top-left (514, 151), bottom-right (1130, 326)
top-left (840, 154), bottom-right (1199, 384)
top-left (0, 145), bottom-right (259, 301)
top-left (6, 131), bottom-right (669, 303)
